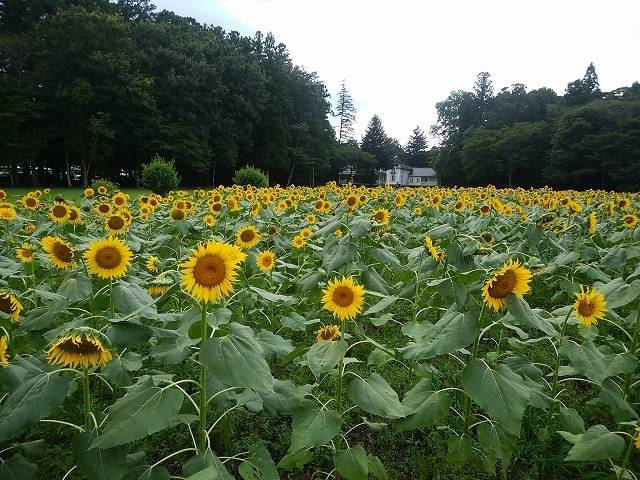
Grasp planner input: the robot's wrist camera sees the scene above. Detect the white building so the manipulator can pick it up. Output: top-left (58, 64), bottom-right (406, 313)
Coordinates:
top-left (377, 165), bottom-right (439, 186)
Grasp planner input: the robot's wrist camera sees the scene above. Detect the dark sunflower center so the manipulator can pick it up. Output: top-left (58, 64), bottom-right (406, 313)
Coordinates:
top-left (53, 242), bottom-right (74, 262)
top-left (212, 203), bottom-right (222, 212)
top-left (261, 256), bottom-right (273, 267)
top-left (95, 246), bottom-right (122, 269)
top-left (108, 216), bottom-right (125, 230)
top-left (193, 254), bottom-right (226, 288)
top-left (57, 336), bottom-right (101, 354)
top-left (374, 212), bottom-right (385, 221)
top-left (481, 205), bottom-right (490, 213)
top-left (20, 249), bottom-right (32, 258)
top-left (0, 295), bottom-right (14, 314)
top-left (52, 205), bottom-right (67, 218)
top-left (69, 209), bottom-right (78, 220)
top-left (26, 198), bottom-right (37, 207)
top-left (333, 286), bottom-right (354, 307)
top-left (578, 300), bottom-right (596, 317)
top-left (482, 233), bottom-right (493, 243)
top-left (488, 269), bottom-right (517, 299)
top-left (98, 204), bottom-right (110, 213)
top-left (347, 197), bottom-right (357, 206)
top-left (115, 197), bottom-right (124, 205)
top-left (319, 327), bottom-right (335, 340)
top-left (171, 209), bottom-right (185, 220)
top-left (625, 216), bottom-right (634, 224)
top-left (240, 230), bottom-right (255, 242)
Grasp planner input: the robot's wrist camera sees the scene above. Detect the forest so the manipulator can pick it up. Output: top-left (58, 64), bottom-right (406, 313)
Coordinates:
top-left (1, 0), bottom-right (639, 190)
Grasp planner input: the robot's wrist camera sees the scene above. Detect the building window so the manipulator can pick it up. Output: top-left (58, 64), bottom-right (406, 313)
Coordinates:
top-left (391, 174), bottom-right (396, 182)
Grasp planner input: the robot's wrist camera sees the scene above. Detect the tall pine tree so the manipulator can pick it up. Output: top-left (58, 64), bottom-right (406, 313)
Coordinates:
top-left (566, 62), bottom-right (601, 105)
top-left (362, 115), bottom-right (394, 172)
top-left (335, 80), bottom-right (356, 143)
top-left (405, 126), bottom-right (428, 167)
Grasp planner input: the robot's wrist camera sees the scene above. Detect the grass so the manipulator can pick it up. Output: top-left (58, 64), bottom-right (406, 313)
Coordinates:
top-left (2, 187), bottom-right (151, 202)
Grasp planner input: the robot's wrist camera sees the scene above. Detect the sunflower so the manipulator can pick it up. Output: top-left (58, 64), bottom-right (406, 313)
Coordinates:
top-left (623, 215), bottom-right (638, 229)
top-left (41, 236), bottom-right (76, 269)
top-left (146, 256), bottom-right (160, 273)
top-left (618, 198), bottom-right (630, 210)
top-left (16, 242), bottom-right (36, 263)
top-left (345, 195), bottom-right (359, 210)
top-left (0, 291), bottom-right (22, 322)
top-left (97, 186), bottom-right (108, 195)
top-left (635, 426), bottom-right (640, 450)
top-left (587, 212), bottom-right (597, 235)
top-left (23, 223), bottom-right (36, 235)
top-left (68, 206), bottom-right (82, 225)
top-left (0, 190), bottom-right (5, 201)
top-left (335, 229), bottom-right (344, 238)
top-left (96, 202), bottom-right (112, 216)
top-left (482, 259), bottom-right (532, 311)
top-left (316, 324), bottom-right (341, 342)
top-left (573, 285), bottom-right (607, 327)
top-left (21, 195), bottom-right (40, 210)
top-left (234, 225), bottom-right (260, 249)
top-left (424, 235), bottom-right (444, 261)
top-left (305, 213), bottom-right (317, 224)
top-left (256, 250), bottom-right (275, 272)
top-left (479, 204), bottom-right (491, 215)
top-left (181, 242), bottom-right (246, 304)
top-left (300, 227), bottom-right (313, 239)
top-left (170, 208), bottom-right (186, 221)
top-left (84, 237), bottom-right (132, 279)
top-left (203, 214), bottom-right (216, 227)
top-left (49, 201), bottom-right (70, 223)
top-left (105, 214), bottom-right (128, 235)
top-left (322, 276), bottom-right (365, 321)
top-left (292, 234), bottom-right (306, 249)
top-left (84, 188), bottom-right (94, 198)
top-left (112, 192), bottom-right (128, 207)
top-left (372, 208), bottom-right (390, 224)
top-left (0, 336), bottom-right (8, 367)
top-left (47, 331), bottom-right (112, 368)
top-left (481, 232), bottom-right (495, 245)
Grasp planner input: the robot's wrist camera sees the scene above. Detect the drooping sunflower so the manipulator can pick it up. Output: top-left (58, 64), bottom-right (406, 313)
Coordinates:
top-left (424, 235), bottom-right (444, 261)
top-left (480, 231), bottom-right (495, 246)
top-left (236, 225), bottom-right (261, 249)
top-left (623, 215), bottom-right (638, 229)
top-left (371, 208), bottom-right (390, 225)
top-left (49, 201), bottom-right (70, 223)
top-left (256, 250), bottom-right (275, 272)
top-left (322, 276), bottom-right (365, 321)
top-left (316, 324), bottom-right (341, 342)
top-left (587, 212), bottom-right (597, 235)
top-left (68, 206), bottom-right (82, 225)
top-left (482, 259), bottom-right (532, 311)
top-left (47, 331), bottom-right (112, 368)
top-left (15, 242), bottom-right (36, 263)
top-left (146, 256), bottom-right (160, 273)
top-left (181, 241), bottom-right (246, 304)
top-left (573, 285), bottom-right (607, 327)
top-left (84, 237), bottom-right (132, 279)
top-left (41, 236), bottom-right (76, 269)
top-left (105, 214), bottom-right (128, 235)
top-left (635, 426), bottom-right (640, 450)
top-left (0, 291), bottom-right (23, 322)
top-left (0, 336), bottom-right (8, 367)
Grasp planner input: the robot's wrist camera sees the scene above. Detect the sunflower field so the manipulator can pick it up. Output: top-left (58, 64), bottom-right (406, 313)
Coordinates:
top-left (0, 184), bottom-right (639, 480)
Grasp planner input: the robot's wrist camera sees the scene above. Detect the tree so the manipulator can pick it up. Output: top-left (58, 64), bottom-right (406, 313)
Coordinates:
top-left (473, 71), bottom-right (494, 121)
top-left (361, 115), bottom-right (395, 173)
top-left (565, 62), bottom-right (601, 105)
top-left (335, 80), bottom-right (356, 144)
top-left (405, 126), bottom-right (428, 167)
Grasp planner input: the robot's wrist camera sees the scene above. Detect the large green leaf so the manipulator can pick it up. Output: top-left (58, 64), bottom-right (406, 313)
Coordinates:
top-left (559, 340), bottom-right (636, 385)
top-left (363, 296), bottom-right (399, 316)
top-left (397, 380), bottom-right (451, 431)
top-left (91, 378), bottom-right (184, 449)
top-left (346, 373), bottom-right (406, 419)
top-left (249, 286), bottom-right (295, 304)
top-left (289, 400), bottom-right (341, 451)
top-left (256, 330), bottom-right (293, 361)
top-left (461, 361), bottom-right (530, 436)
top-left (183, 450), bottom-right (233, 479)
top-left (306, 340), bottom-right (347, 377)
top-left (595, 278), bottom-right (640, 308)
top-left (200, 323), bottom-right (274, 392)
top-left (0, 454), bottom-right (38, 480)
top-left (367, 454), bottom-right (388, 480)
top-left (596, 378), bottom-right (638, 422)
top-left (400, 310), bottom-right (478, 360)
top-left (149, 336), bottom-right (195, 366)
top-left (102, 351), bottom-right (143, 387)
top-left (505, 295), bottom-right (558, 337)
top-left (477, 423), bottom-right (516, 469)
top-left (259, 379), bottom-right (310, 416)
top-left (72, 430), bottom-right (128, 480)
top-left (0, 372), bottom-right (69, 442)
top-left (333, 445), bottom-right (369, 480)
top-left (238, 441), bottom-right (279, 480)
top-left (57, 272), bottom-right (93, 303)
top-left (112, 281), bottom-right (157, 318)
top-left (564, 425), bottom-right (626, 461)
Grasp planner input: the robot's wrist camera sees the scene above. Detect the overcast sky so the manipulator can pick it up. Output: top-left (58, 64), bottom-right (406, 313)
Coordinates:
top-left (152, 0), bottom-right (640, 145)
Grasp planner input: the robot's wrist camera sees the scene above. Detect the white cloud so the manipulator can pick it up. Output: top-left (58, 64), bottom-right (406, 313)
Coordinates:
top-left (153, 0), bottom-right (640, 144)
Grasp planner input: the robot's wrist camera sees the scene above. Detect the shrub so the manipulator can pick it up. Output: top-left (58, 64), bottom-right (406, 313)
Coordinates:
top-left (90, 178), bottom-right (119, 193)
top-left (232, 165), bottom-right (268, 187)
top-left (142, 155), bottom-right (181, 196)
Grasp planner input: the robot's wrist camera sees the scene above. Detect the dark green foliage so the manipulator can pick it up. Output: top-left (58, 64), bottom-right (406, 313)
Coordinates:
top-left (90, 178), bottom-right (120, 192)
top-left (405, 126), bottom-right (429, 167)
top-left (431, 66), bottom-right (640, 190)
top-left (141, 155), bottom-right (180, 195)
top-left (232, 165), bottom-right (268, 187)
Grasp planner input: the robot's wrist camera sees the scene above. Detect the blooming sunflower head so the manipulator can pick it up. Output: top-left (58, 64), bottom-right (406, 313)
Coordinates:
top-left (372, 208), bottom-right (390, 225)
top-left (96, 202), bottom-right (112, 216)
top-left (482, 259), bottom-right (532, 311)
top-left (315, 324), bottom-right (341, 342)
top-left (0, 336), bottom-right (8, 368)
top-left (49, 201), bottom-right (70, 223)
top-left (204, 214), bottom-right (216, 227)
top-left (322, 276), bottom-right (365, 321)
top-left (299, 227), bottom-right (313, 239)
top-left (41, 236), bottom-right (76, 269)
top-left (256, 250), bottom-right (275, 272)
top-left (21, 195), bottom-right (40, 210)
top-left (84, 188), bottom-right (94, 198)
top-left (623, 215), bottom-right (638, 229)
top-left (84, 237), bottom-right (132, 279)
top-left (573, 285), bottom-right (607, 327)
top-left (292, 234), bottom-right (306, 249)
top-left (47, 330), bottom-right (112, 369)
top-left (0, 291), bottom-right (23, 323)
top-left (181, 241), bottom-right (247, 304)
top-left (236, 225), bottom-right (261, 249)
top-left (105, 214), bottom-right (127, 235)
top-left (16, 242), bottom-right (36, 263)
top-left (68, 206), bottom-right (82, 225)
top-left (170, 208), bottom-right (186, 221)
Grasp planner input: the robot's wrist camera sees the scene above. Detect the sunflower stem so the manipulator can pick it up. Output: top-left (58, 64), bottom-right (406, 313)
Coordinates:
top-left (616, 432), bottom-right (635, 480)
top-left (7, 324), bottom-right (14, 359)
top-left (462, 305), bottom-right (484, 438)
top-left (198, 301), bottom-right (208, 452)
top-left (622, 305), bottom-right (640, 399)
top-left (82, 367), bottom-right (91, 431)
top-left (539, 307), bottom-right (573, 479)
top-left (412, 252), bottom-right (423, 323)
top-left (109, 278), bottom-right (114, 320)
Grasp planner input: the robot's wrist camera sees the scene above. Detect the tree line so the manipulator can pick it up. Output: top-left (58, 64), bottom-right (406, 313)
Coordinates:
top-left (430, 66), bottom-right (640, 191)
top-left (1, 1), bottom-right (638, 190)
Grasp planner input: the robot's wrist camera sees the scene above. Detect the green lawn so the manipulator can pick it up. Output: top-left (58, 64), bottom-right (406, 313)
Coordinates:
top-left (2, 187), bottom-right (151, 202)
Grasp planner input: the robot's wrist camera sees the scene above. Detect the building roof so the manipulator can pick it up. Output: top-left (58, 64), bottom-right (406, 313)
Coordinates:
top-left (411, 167), bottom-right (437, 177)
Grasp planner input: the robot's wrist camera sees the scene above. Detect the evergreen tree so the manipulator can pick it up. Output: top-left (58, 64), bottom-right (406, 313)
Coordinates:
top-left (361, 115), bottom-right (394, 171)
top-left (405, 126), bottom-right (428, 167)
top-left (565, 62), bottom-right (601, 105)
top-left (473, 71), bottom-right (494, 121)
top-left (335, 80), bottom-right (356, 143)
